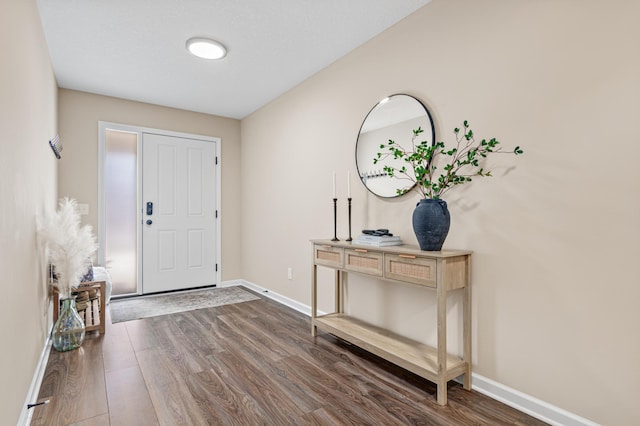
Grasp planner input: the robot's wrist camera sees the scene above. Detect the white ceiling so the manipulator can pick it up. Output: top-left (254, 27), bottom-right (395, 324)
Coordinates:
top-left (36, 0), bottom-right (430, 119)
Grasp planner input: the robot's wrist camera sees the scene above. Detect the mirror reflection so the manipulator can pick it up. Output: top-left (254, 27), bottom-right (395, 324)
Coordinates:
top-left (355, 94), bottom-right (435, 198)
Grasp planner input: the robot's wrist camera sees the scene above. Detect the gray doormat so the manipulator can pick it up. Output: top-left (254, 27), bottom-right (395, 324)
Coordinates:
top-left (109, 286), bottom-right (260, 323)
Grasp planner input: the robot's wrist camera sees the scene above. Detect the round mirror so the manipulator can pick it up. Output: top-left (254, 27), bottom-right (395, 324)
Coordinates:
top-left (355, 94), bottom-right (435, 198)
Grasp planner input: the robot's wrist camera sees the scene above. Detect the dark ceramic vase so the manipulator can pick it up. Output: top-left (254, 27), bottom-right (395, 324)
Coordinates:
top-left (412, 198), bottom-right (450, 251)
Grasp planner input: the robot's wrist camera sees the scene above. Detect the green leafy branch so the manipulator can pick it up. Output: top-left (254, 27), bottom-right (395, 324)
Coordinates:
top-left (373, 121), bottom-right (523, 199)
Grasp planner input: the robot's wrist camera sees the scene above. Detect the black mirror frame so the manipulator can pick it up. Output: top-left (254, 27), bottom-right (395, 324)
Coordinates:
top-left (355, 93), bottom-right (436, 198)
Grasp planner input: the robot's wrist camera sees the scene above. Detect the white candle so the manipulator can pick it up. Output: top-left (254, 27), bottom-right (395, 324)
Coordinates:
top-left (332, 171), bottom-right (336, 198)
top-left (347, 171), bottom-right (351, 198)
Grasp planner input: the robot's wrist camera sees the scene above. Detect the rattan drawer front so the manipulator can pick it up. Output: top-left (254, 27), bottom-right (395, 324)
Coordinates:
top-left (314, 244), bottom-right (344, 268)
top-left (344, 248), bottom-right (383, 276)
top-left (384, 254), bottom-right (437, 287)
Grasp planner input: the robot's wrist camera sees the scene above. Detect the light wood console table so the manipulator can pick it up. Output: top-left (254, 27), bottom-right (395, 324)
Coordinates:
top-left (311, 239), bottom-right (472, 405)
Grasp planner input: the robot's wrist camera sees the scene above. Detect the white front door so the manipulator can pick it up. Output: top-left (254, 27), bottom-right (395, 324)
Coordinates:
top-left (142, 133), bottom-right (217, 294)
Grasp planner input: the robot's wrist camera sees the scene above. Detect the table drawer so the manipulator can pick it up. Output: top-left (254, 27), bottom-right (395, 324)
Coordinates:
top-left (344, 248), bottom-right (383, 276)
top-left (384, 253), bottom-right (437, 287)
top-left (314, 244), bottom-right (344, 268)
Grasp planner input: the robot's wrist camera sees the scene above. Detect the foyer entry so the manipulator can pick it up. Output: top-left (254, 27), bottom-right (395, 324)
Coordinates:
top-left (99, 123), bottom-right (220, 296)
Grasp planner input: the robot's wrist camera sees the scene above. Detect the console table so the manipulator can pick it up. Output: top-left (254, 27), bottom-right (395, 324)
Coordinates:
top-left (311, 239), bottom-right (472, 405)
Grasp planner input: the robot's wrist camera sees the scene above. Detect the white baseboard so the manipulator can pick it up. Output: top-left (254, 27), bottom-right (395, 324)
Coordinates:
top-left (18, 334), bottom-right (52, 426)
top-left (469, 374), bottom-right (599, 426)
top-left (217, 279), bottom-right (244, 289)
top-left (227, 279), bottom-right (599, 426)
top-left (223, 279), bottom-right (312, 316)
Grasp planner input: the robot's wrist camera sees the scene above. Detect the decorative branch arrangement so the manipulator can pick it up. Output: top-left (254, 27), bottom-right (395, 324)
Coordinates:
top-left (374, 121), bottom-right (523, 199)
top-left (38, 198), bottom-right (97, 297)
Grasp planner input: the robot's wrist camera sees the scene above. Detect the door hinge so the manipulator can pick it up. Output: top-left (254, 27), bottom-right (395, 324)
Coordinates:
top-left (215, 156), bottom-right (218, 165)
top-left (215, 210), bottom-right (218, 218)
top-left (215, 264), bottom-right (218, 272)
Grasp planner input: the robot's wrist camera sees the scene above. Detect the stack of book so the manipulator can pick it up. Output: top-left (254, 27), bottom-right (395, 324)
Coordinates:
top-left (353, 234), bottom-right (403, 247)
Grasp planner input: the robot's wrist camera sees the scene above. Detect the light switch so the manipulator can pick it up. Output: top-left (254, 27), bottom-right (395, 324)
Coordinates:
top-left (77, 203), bottom-right (89, 216)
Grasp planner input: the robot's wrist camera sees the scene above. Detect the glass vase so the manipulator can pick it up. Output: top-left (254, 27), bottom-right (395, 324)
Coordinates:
top-left (52, 297), bottom-right (86, 352)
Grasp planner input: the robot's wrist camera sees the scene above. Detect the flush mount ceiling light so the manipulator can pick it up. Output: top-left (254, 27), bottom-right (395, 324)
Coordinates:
top-left (186, 37), bottom-right (227, 60)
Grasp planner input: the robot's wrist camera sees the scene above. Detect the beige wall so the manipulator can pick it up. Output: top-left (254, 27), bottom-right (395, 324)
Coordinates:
top-left (241, 1), bottom-right (640, 424)
top-left (8, 0), bottom-right (639, 424)
top-left (57, 90), bottom-right (242, 280)
top-left (0, 0), bottom-right (58, 423)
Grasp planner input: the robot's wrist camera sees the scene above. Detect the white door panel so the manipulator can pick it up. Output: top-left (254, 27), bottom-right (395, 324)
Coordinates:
top-left (142, 133), bottom-right (216, 294)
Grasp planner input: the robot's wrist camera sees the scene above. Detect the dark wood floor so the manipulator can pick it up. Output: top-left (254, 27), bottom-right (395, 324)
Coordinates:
top-left (31, 288), bottom-right (547, 425)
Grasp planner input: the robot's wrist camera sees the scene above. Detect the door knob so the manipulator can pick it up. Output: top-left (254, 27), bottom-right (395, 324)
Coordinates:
top-left (146, 220), bottom-right (152, 225)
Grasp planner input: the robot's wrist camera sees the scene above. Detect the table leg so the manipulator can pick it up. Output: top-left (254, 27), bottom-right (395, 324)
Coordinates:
top-left (463, 256), bottom-right (472, 390)
top-left (311, 264), bottom-right (318, 336)
top-left (436, 262), bottom-right (447, 405)
top-left (334, 270), bottom-right (341, 313)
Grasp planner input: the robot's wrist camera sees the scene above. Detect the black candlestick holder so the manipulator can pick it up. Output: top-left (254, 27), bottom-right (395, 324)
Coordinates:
top-left (346, 197), bottom-right (353, 241)
top-left (331, 198), bottom-right (339, 241)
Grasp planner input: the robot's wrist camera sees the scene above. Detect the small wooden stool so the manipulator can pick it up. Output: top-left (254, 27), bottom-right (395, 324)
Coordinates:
top-left (53, 281), bottom-right (106, 335)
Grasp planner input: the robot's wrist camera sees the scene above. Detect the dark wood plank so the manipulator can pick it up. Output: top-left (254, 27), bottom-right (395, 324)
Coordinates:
top-left (136, 348), bottom-right (181, 388)
top-left (150, 316), bottom-right (210, 376)
top-left (280, 354), bottom-right (403, 425)
top-left (145, 377), bottom-right (209, 425)
top-left (101, 321), bottom-right (138, 373)
top-left (32, 337), bottom-right (108, 426)
top-left (182, 362), bottom-right (269, 424)
top-left (68, 413), bottom-right (110, 426)
top-left (205, 349), bottom-right (310, 423)
top-left (171, 310), bottom-right (227, 354)
top-left (105, 365), bottom-right (159, 425)
top-left (31, 289), bottom-right (548, 426)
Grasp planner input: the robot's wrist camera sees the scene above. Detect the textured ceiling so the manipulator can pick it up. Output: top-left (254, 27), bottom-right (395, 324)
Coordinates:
top-left (36, 0), bottom-right (431, 119)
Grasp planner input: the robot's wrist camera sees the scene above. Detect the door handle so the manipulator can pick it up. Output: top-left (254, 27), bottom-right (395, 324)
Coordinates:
top-left (146, 202), bottom-right (153, 215)
top-left (146, 220), bottom-right (152, 226)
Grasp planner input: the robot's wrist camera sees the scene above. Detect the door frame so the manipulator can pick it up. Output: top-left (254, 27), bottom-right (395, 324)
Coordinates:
top-left (98, 121), bottom-right (222, 296)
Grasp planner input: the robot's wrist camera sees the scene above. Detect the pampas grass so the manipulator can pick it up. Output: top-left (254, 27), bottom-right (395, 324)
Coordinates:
top-left (38, 198), bottom-right (97, 297)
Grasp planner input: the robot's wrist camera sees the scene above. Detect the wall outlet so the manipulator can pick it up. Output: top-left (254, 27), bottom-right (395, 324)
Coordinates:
top-left (77, 203), bottom-right (89, 216)
top-left (287, 267), bottom-right (293, 280)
